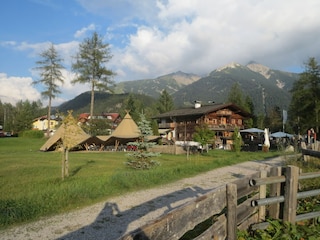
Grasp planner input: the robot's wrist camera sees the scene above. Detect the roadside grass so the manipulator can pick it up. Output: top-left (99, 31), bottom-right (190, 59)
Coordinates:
top-left (0, 137), bottom-right (280, 229)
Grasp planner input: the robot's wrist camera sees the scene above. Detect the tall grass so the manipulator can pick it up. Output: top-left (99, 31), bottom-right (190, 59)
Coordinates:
top-left (0, 137), bottom-right (280, 229)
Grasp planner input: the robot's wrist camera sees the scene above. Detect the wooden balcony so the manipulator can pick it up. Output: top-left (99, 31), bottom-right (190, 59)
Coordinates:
top-left (158, 122), bottom-right (176, 129)
top-left (159, 122), bottom-right (244, 131)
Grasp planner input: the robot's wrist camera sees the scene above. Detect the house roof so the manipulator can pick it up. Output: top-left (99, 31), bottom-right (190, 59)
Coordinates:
top-left (154, 102), bottom-right (251, 119)
top-left (40, 117), bottom-right (103, 151)
top-left (97, 112), bottom-right (141, 145)
top-left (111, 112), bottom-right (140, 138)
top-left (97, 112), bottom-right (160, 145)
top-left (78, 112), bottom-right (121, 123)
top-left (104, 113), bottom-right (121, 122)
top-left (33, 115), bottom-right (61, 121)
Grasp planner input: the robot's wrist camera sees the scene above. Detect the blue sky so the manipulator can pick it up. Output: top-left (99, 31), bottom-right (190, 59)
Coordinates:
top-left (1, 0), bottom-right (320, 106)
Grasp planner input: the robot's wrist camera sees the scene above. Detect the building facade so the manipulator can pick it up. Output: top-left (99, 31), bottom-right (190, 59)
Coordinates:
top-left (32, 115), bottom-right (60, 131)
top-left (154, 102), bottom-right (251, 147)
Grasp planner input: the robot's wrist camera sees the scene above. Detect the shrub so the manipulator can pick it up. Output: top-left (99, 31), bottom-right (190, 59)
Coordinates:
top-left (21, 130), bottom-right (44, 138)
top-left (237, 219), bottom-right (320, 239)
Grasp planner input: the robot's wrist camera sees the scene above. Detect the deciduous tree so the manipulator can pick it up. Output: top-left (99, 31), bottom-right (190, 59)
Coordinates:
top-left (60, 111), bottom-right (81, 180)
top-left (14, 100), bottom-right (43, 133)
top-left (193, 123), bottom-right (215, 153)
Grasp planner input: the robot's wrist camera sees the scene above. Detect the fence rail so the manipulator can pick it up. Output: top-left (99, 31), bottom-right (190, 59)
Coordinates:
top-left (119, 154), bottom-right (320, 240)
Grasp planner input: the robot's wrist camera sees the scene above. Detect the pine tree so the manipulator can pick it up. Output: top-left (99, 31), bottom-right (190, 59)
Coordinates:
top-left (157, 89), bottom-right (174, 113)
top-left (33, 43), bottom-right (64, 137)
top-left (289, 57), bottom-right (320, 135)
top-left (72, 32), bottom-right (115, 125)
top-left (227, 82), bottom-right (245, 107)
top-left (126, 114), bottom-right (160, 170)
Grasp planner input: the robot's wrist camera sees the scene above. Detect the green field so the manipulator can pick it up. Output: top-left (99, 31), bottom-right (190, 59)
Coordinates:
top-left (0, 137), bottom-right (280, 229)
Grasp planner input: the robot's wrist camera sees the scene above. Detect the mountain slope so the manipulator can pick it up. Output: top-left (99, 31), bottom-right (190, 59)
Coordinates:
top-left (172, 62), bottom-right (299, 114)
top-left (57, 91), bottom-right (157, 115)
top-left (58, 63), bottom-right (299, 116)
top-left (113, 71), bottom-right (201, 97)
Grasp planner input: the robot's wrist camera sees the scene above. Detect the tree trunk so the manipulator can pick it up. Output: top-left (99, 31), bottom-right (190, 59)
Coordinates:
top-left (61, 148), bottom-right (69, 180)
top-left (61, 147), bottom-right (65, 180)
top-left (65, 149), bottom-right (69, 177)
top-left (90, 80), bottom-right (95, 122)
top-left (47, 96), bottom-right (52, 138)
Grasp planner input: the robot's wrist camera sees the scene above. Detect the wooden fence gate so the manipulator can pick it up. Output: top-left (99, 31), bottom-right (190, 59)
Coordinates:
top-left (119, 153), bottom-right (320, 239)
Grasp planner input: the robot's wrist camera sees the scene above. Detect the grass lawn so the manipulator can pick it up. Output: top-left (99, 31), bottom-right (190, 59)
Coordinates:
top-left (0, 137), bottom-right (281, 229)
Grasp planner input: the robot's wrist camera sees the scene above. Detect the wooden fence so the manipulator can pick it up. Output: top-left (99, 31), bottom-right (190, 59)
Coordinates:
top-left (119, 153), bottom-right (320, 240)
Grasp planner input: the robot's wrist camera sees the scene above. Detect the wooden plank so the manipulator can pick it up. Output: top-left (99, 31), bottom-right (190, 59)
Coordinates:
top-left (269, 166), bottom-right (282, 219)
top-left (119, 186), bottom-right (227, 240)
top-left (250, 221), bottom-right (270, 231)
top-left (233, 172), bottom-right (260, 199)
top-left (227, 183), bottom-right (237, 240)
top-left (238, 213), bottom-right (259, 231)
top-left (194, 215), bottom-right (227, 240)
top-left (283, 165), bottom-right (299, 223)
top-left (258, 170), bottom-right (267, 221)
top-left (236, 193), bottom-right (259, 225)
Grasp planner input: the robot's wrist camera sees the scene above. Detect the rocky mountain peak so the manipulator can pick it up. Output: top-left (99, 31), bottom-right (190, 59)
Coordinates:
top-left (246, 61), bottom-right (271, 79)
top-left (167, 71), bottom-right (201, 85)
top-left (216, 62), bottom-right (242, 72)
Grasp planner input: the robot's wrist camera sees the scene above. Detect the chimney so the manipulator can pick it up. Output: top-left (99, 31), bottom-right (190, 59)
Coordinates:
top-left (194, 100), bottom-right (201, 108)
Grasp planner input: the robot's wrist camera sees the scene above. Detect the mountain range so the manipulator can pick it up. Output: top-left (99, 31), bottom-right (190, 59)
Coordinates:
top-left (59, 62), bottom-right (300, 115)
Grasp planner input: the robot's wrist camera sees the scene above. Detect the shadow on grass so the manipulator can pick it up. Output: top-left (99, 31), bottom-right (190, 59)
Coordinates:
top-left (57, 186), bottom-right (212, 240)
top-left (70, 160), bottom-right (95, 177)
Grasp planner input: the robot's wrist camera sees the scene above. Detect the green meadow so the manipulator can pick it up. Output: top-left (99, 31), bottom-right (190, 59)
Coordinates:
top-left (0, 137), bottom-right (280, 229)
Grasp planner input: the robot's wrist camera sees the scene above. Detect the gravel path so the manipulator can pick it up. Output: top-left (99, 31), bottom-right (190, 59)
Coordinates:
top-left (0, 156), bottom-right (287, 240)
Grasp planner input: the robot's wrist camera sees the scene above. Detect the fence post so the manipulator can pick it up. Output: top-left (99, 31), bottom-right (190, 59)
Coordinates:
top-left (283, 165), bottom-right (299, 223)
top-left (269, 167), bottom-right (282, 219)
top-left (258, 170), bottom-right (267, 221)
top-left (227, 183), bottom-right (237, 240)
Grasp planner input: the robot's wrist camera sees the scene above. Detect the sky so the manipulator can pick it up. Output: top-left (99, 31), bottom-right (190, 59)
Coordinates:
top-left (1, 0), bottom-right (320, 106)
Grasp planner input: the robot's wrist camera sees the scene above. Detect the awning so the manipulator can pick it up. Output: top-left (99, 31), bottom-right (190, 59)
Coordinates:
top-left (270, 131), bottom-right (294, 138)
top-left (240, 128), bottom-right (264, 133)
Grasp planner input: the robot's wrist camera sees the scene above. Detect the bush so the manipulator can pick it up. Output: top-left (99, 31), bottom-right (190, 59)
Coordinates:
top-left (237, 219), bottom-right (320, 239)
top-left (21, 130), bottom-right (44, 138)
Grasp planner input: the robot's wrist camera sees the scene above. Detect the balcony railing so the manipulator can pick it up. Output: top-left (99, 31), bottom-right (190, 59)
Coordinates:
top-left (158, 123), bottom-right (176, 129)
top-left (159, 122), bottom-right (244, 131)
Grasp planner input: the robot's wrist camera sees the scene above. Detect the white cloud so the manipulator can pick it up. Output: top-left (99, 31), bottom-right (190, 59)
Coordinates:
top-left (54, 41), bottom-right (80, 67)
top-left (109, 0), bottom-right (320, 80)
top-left (0, 73), bottom-right (41, 105)
top-left (2, 39), bottom-right (92, 105)
top-left (2, 0), bottom-right (320, 103)
top-left (0, 41), bottom-right (16, 47)
top-left (56, 69), bottom-right (89, 105)
top-left (74, 24), bottom-right (96, 38)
